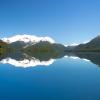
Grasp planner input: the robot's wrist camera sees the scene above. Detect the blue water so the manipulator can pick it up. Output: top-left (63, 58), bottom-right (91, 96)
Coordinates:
top-left (0, 57), bottom-right (100, 100)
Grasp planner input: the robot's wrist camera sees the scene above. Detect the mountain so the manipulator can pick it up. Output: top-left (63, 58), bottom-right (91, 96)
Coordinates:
top-left (24, 41), bottom-right (66, 52)
top-left (85, 35), bottom-right (100, 47)
top-left (23, 41), bottom-right (66, 60)
top-left (1, 34), bottom-right (56, 50)
top-left (1, 34), bottom-right (100, 53)
top-left (65, 45), bottom-right (77, 51)
top-left (2, 34), bottom-right (55, 44)
top-left (0, 40), bottom-right (12, 54)
top-left (10, 41), bottom-right (33, 50)
top-left (65, 36), bottom-right (100, 52)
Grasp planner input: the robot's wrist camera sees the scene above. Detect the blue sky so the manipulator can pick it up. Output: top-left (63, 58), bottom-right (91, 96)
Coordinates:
top-left (0, 0), bottom-right (100, 45)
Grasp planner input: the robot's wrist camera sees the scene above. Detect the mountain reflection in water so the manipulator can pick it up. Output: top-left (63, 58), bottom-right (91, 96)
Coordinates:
top-left (0, 51), bottom-right (100, 67)
top-left (66, 52), bottom-right (100, 67)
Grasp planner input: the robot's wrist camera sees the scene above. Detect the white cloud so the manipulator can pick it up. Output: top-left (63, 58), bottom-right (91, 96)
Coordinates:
top-left (64, 45), bottom-right (68, 47)
top-left (2, 34), bottom-right (55, 43)
top-left (70, 43), bottom-right (79, 46)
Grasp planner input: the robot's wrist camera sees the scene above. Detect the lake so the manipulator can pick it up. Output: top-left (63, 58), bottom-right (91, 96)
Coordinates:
top-left (0, 52), bottom-right (100, 100)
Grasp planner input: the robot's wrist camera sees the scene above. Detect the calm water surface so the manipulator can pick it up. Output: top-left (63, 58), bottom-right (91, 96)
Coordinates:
top-left (0, 53), bottom-right (100, 100)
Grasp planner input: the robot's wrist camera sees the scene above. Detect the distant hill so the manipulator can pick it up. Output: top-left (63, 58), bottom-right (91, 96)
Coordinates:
top-left (1, 35), bottom-right (100, 54)
top-left (10, 41), bottom-right (34, 50)
top-left (0, 40), bottom-right (11, 54)
top-left (65, 36), bottom-right (100, 52)
top-left (23, 41), bottom-right (66, 56)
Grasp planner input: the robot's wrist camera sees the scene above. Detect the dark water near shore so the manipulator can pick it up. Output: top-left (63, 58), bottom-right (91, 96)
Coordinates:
top-left (0, 52), bottom-right (100, 100)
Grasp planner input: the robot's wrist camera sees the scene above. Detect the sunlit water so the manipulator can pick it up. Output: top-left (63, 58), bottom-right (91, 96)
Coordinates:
top-left (0, 53), bottom-right (100, 100)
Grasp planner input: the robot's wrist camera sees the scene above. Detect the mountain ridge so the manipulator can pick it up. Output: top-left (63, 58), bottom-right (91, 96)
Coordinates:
top-left (2, 34), bottom-right (55, 44)
top-left (1, 35), bottom-right (100, 54)
top-left (65, 36), bottom-right (100, 52)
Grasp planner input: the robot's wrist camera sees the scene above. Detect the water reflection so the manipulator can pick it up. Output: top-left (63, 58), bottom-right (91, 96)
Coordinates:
top-left (0, 52), bottom-right (55, 68)
top-left (0, 51), bottom-right (100, 67)
top-left (66, 52), bottom-right (100, 66)
top-left (0, 51), bottom-right (66, 68)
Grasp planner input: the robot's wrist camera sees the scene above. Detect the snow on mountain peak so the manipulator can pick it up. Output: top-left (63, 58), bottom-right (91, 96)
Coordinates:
top-left (0, 57), bottom-right (55, 68)
top-left (2, 34), bottom-right (55, 43)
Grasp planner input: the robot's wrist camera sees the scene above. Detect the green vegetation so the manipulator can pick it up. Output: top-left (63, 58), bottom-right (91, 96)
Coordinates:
top-left (24, 41), bottom-right (65, 53)
top-left (65, 36), bottom-right (100, 52)
top-left (0, 40), bottom-right (8, 54)
top-left (1, 35), bottom-right (100, 60)
top-left (23, 41), bottom-right (66, 60)
top-left (0, 39), bottom-right (66, 61)
top-left (0, 40), bottom-right (13, 55)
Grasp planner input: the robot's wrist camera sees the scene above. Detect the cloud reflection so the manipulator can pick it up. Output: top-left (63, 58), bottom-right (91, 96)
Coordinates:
top-left (1, 57), bottom-right (54, 68)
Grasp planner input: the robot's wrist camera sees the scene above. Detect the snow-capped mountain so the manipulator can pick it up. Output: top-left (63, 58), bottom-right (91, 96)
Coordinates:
top-left (64, 41), bottom-right (89, 47)
top-left (64, 43), bottom-right (79, 47)
top-left (0, 57), bottom-right (55, 68)
top-left (2, 34), bottom-right (55, 44)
